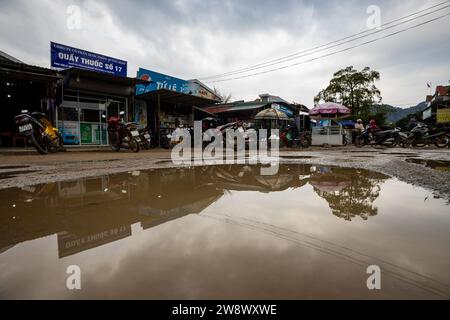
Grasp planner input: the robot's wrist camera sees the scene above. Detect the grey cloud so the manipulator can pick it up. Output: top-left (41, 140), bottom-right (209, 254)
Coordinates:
top-left (0, 0), bottom-right (449, 106)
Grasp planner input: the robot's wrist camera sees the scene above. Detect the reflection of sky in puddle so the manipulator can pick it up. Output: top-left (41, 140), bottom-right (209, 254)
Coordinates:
top-left (0, 164), bottom-right (449, 299)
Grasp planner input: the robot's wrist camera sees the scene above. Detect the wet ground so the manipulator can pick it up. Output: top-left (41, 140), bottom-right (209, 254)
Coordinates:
top-left (0, 161), bottom-right (449, 299)
top-left (405, 159), bottom-right (450, 173)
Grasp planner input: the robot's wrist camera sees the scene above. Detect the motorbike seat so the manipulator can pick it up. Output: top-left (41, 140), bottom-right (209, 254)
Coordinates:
top-left (107, 116), bottom-right (122, 125)
top-left (375, 130), bottom-right (392, 136)
top-left (31, 112), bottom-right (46, 119)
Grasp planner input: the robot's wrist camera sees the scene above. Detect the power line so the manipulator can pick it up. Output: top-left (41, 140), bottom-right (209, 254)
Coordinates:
top-left (206, 12), bottom-right (450, 83)
top-left (201, 1), bottom-right (450, 81)
top-left (209, 4), bottom-right (450, 79)
top-left (201, 1), bottom-right (449, 80)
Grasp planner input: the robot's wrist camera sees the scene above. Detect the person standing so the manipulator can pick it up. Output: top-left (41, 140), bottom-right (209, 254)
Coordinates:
top-left (355, 119), bottom-right (364, 131)
top-left (369, 119), bottom-right (379, 132)
top-left (353, 119), bottom-right (365, 143)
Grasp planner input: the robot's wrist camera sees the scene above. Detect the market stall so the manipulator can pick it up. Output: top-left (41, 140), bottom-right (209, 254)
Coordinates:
top-left (309, 102), bottom-right (351, 146)
top-left (255, 107), bottom-right (291, 130)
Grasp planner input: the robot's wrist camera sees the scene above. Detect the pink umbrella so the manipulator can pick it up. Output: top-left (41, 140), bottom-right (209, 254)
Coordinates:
top-left (309, 102), bottom-right (351, 117)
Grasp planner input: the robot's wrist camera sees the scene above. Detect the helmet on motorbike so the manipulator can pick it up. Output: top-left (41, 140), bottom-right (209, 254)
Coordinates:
top-left (357, 119), bottom-right (362, 123)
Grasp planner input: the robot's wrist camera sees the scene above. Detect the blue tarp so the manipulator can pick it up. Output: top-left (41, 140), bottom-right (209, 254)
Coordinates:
top-left (339, 120), bottom-right (355, 127)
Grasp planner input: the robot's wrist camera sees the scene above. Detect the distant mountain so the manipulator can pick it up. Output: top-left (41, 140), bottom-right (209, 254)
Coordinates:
top-left (371, 102), bottom-right (428, 123)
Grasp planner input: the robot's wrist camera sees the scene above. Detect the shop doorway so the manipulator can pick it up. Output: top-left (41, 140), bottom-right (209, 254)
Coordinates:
top-left (57, 92), bottom-right (127, 146)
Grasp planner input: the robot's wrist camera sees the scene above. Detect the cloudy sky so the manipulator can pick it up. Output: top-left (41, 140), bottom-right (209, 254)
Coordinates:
top-left (1, 0), bottom-right (449, 107)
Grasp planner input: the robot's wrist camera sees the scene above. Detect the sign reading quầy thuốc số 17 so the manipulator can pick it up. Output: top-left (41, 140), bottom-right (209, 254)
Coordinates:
top-left (51, 42), bottom-right (127, 77)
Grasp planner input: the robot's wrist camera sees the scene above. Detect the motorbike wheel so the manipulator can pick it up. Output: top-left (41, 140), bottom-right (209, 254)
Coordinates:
top-left (57, 132), bottom-right (66, 152)
top-left (355, 136), bottom-right (365, 148)
top-left (399, 141), bottom-right (408, 148)
top-left (30, 131), bottom-right (49, 155)
top-left (384, 139), bottom-right (396, 148)
top-left (434, 135), bottom-right (450, 148)
top-left (48, 133), bottom-right (64, 153)
top-left (413, 141), bottom-right (426, 148)
top-left (142, 136), bottom-right (152, 150)
top-left (161, 138), bottom-right (171, 149)
top-left (299, 136), bottom-right (310, 148)
top-left (129, 138), bottom-right (140, 153)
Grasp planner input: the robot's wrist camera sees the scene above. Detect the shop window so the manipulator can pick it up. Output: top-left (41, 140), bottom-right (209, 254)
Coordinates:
top-left (80, 109), bottom-right (100, 123)
top-left (58, 106), bottom-right (79, 121)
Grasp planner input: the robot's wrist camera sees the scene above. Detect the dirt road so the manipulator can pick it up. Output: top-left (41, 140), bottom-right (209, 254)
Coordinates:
top-left (1, 147), bottom-right (449, 199)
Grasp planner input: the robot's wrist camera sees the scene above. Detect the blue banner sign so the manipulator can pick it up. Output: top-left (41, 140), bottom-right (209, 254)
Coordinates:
top-left (272, 103), bottom-right (294, 117)
top-left (136, 68), bottom-right (191, 95)
top-left (51, 42), bottom-right (127, 77)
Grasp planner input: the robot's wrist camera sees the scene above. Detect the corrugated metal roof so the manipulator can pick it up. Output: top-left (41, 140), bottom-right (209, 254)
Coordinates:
top-left (137, 88), bottom-right (218, 107)
top-left (0, 50), bottom-right (23, 64)
top-left (203, 102), bottom-right (268, 114)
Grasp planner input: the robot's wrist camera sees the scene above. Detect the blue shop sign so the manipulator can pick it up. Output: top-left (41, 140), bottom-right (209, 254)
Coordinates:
top-left (51, 42), bottom-right (127, 77)
top-left (136, 68), bottom-right (194, 95)
top-left (272, 103), bottom-right (294, 118)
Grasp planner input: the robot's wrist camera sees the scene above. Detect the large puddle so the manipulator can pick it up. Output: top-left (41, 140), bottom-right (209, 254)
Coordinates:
top-left (0, 164), bottom-right (449, 299)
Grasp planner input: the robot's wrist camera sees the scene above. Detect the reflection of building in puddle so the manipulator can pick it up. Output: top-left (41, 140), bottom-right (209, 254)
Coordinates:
top-left (0, 164), bottom-right (388, 258)
top-left (57, 226), bottom-right (131, 258)
top-left (209, 164), bottom-right (310, 192)
top-left (140, 195), bottom-right (221, 230)
top-left (0, 168), bottom-right (225, 257)
top-left (309, 167), bottom-right (388, 221)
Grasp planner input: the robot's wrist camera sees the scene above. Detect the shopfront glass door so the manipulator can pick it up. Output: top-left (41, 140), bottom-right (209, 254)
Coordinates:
top-left (57, 93), bottom-right (126, 146)
top-left (79, 97), bottom-right (103, 145)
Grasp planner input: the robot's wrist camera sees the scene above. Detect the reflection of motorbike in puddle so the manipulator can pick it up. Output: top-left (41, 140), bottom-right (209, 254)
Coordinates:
top-left (198, 164), bottom-right (310, 192)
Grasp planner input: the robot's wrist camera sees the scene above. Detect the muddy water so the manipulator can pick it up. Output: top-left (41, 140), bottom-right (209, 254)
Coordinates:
top-left (0, 164), bottom-right (449, 299)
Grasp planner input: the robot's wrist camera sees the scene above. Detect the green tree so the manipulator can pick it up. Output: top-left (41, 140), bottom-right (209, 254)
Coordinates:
top-left (311, 168), bottom-right (388, 222)
top-left (315, 66), bottom-right (382, 119)
top-left (396, 111), bottom-right (422, 130)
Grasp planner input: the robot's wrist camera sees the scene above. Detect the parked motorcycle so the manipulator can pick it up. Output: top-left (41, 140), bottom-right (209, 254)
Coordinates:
top-left (402, 123), bottom-right (450, 148)
top-left (14, 109), bottom-right (64, 154)
top-left (104, 111), bottom-right (140, 152)
top-left (395, 130), bottom-right (410, 148)
top-left (355, 127), bottom-right (400, 148)
top-left (138, 126), bottom-right (152, 150)
top-left (160, 128), bottom-right (172, 149)
top-left (280, 127), bottom-right (311, 148)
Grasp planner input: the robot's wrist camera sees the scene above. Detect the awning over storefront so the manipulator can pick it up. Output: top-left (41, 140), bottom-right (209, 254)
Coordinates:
top-left (60, 67), bottom-right (149, 86)
top-left (59, 67), bottom-right (150, 97)
top-left (203, 103), bottom-right (268, 114)
top-left (0, 60), bottom-right (62, 83)
top-left (137, 88), bottom-right (219, 107)
top-left (203, 101), bottom-right (309, 117)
